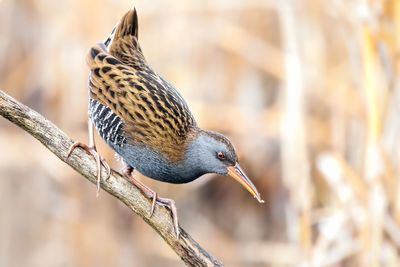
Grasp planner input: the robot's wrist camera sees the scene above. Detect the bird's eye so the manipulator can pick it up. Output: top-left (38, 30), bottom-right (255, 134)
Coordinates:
top-left (217, 152), bottom-right (226, 160)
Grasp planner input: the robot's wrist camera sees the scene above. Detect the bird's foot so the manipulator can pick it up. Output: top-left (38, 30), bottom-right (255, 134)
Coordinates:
top-left (145, 191), bottom-right (180, 238)
top-left (123, 169), bottom-right (180, 238)
top-left (67, 141), bottom-right (111, 196)
top-left (154, 196), bottom-right (180, 238)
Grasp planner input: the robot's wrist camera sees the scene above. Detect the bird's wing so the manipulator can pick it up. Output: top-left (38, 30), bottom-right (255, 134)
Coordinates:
top-left (87, 43), bottom-right (197, 163)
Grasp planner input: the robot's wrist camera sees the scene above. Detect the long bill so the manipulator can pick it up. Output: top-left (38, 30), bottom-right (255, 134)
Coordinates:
top-left (227, 163), bottom-right (264, 203)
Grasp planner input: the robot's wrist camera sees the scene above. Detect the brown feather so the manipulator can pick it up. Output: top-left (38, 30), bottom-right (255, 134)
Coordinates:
top-left (87, 42), bottom-right (197, 163)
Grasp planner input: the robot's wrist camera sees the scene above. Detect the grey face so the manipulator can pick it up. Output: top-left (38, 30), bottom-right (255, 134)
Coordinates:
top-left (185, 130), bottom-right (238, 176)
top-left (184, 130), bottom-right (264, 202)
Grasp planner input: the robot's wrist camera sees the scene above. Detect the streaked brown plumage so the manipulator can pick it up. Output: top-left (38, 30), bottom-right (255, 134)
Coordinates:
top-left (68, 8), bottom-right (263, 238)
top-left (88, 41), bottom-right (196, 163)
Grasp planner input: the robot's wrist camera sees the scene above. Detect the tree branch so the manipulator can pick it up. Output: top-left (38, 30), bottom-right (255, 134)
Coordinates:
top-left (0, 90), bottom-right (223, 267)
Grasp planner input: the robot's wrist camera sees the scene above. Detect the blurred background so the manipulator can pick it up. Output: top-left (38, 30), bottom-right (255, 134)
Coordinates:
top-left (1, 0), bottom-right (400, 266)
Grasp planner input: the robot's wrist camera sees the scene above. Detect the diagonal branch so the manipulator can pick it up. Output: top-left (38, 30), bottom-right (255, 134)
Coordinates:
top-left (0, 90), bottom-right (223, 267)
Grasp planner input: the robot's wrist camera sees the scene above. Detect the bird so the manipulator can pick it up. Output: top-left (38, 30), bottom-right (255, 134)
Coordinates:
top-left (68, 8), bottom-right (264, 237)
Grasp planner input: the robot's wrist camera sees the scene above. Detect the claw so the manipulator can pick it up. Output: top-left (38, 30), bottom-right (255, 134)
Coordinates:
top-left (123, 166), bottom-right (180, 238)
top-left (156, 197), bottom-right (180, 238)
top-left (150, 192), bottom-right (157, 217)
top-left (67, 141), bottom-right (111, 195)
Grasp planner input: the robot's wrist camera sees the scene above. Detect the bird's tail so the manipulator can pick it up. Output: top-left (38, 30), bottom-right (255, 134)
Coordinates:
top-left (114, 8), bottom-right (139, 40)
top-left (104, 9), bottom-right (140, 53)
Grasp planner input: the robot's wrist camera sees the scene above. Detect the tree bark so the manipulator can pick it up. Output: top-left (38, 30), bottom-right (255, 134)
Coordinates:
top-left (0, 90), bottom-right (223, 267)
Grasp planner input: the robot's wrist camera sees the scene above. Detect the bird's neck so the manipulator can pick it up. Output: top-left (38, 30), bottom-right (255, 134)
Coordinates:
top-left (145, 129), bottom-right (212, 183)
top-left (182, 129), bottom-right (213, 174)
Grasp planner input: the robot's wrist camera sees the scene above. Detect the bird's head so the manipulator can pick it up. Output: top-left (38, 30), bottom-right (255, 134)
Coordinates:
top-left (186, 129), bottom-right (264, 203)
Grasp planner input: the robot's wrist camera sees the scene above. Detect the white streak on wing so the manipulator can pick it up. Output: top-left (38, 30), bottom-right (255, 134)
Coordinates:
top-left (101, 121), bottom-right (108, 132)
top-left (91, 102), bottom-right (104, 121)
top-left (115, 121), bottom-right (123, 132)
top-left (110, 114), bottom-right (118, 125)
top-left (98, 105), bottom-right (106, 118)
top-left (91, 101), bottom-right (100, 116)
top-left (104, 110), bottom-right (114, 121)
top-left (106, 125), bottom-right (114, 141)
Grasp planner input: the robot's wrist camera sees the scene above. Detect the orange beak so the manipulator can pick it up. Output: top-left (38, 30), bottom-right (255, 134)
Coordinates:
top-left (227, 163), bottom-right (264, 203)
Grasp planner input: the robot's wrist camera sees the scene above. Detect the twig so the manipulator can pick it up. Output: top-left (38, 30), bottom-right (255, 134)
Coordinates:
top-left (0, 90), bottom-right (223, 267)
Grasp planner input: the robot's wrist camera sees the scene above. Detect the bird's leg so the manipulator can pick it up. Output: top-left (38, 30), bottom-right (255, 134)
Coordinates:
top-left (122, 163), bottom-right (180, 238)
top-left (67, 119), bottom-right (111, 196)
top-left (122, 164), bottom-right (157, 214)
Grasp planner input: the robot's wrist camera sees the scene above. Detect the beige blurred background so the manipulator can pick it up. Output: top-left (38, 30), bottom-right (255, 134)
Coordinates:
top-left (1, 0), bottom-right (400, 266)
